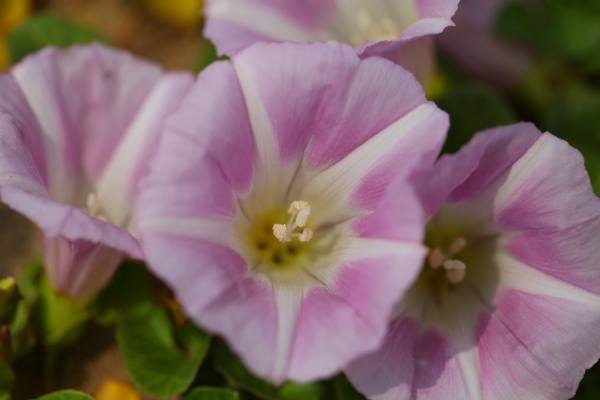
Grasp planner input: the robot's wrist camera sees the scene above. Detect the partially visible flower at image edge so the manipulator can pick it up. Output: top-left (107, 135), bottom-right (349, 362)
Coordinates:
top-left (346, 123), bottom-right (600, 399)
top-left (0, 43), bottom-right (193, 299)
top-left (203, 0), bottom-right (459, 84)
top-left (134, 41), bottom-right (449, 383)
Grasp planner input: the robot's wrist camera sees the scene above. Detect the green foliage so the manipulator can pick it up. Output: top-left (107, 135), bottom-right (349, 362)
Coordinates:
top-left (212, 341), bottom-right (325, 400)
top-left (36, 390), bottom-right (94, 400)
top-left (196, 38), bottom-right (229, 72)
top-left (9, 259), bottom-right (41, 360)
top-left (436, 84), bottom-right (518, 154)
top-left (105, 263), bottom-right (210, 397)
top-left (7, 13), bottom-right (107, 65)
top-left (36, 275), bottom-right (90, 348)
top-left (183, 387), bottom-right (240, 400)
top-left (0, 278), bottom-right (21, 325)
top-left (334, 374), bottom-right (366, 400)
top-left (117, 307), bottom-right (210, 397)
top-left (93, 261), bottom-right (156, 325)
top-left (574, 360), bottom-right (600, 399)
top-left (496, 1), bottom-right (600, 73)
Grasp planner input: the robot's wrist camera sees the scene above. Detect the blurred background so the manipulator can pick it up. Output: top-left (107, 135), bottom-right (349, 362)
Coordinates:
top-left (1, 0), bottom-right (600, 398)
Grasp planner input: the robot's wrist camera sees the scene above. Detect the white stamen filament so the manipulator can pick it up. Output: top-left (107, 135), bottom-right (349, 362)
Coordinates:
top-left (274, 201), bottom-right (313, 243)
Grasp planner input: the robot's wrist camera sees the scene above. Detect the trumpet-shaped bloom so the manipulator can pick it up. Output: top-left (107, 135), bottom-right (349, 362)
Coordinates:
top-left (346, 123), bottom-right (600, 399)
top-left (204, 0), bottom-right (459, 83)
top-left (0, 44), bottom-right (193, 299)
top-left (135, 41), bottom-right (449, 383)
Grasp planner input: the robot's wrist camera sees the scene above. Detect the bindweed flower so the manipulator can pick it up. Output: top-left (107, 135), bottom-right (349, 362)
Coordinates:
top-left (0, 44), bottom-right (193, 299)
top-left (346, 123), bottom-right (600, 399)
top-left (203, 0), bottom-right (459, 84)
top-left (436, 0), bottom-right (534, 92)
top-left (135, 41), bottom-right (449, 383)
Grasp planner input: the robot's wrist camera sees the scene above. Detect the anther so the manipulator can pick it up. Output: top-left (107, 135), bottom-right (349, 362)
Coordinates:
top-left (298, 228), bottom-right (313, 242)
top-left (446, 268), bottom-right (466, 284)
top-left (273, 224), bottom-right (291, 242)
top-left (273, 201), bottom-right (313, 243)
top-left (449, 237), bottom-right (467, 255)
top-left (428, 248), bottom-right (444, 269)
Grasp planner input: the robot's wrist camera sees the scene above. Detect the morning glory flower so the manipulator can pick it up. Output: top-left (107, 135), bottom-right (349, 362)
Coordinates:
top-left (135, 41), bottom-right (449, 383)
top-left (203, 0), bottom-right (459, 83)
top-left (0, 44), bottom-right (193, 299)
top-left (346, 123), bottom-right (600, 399)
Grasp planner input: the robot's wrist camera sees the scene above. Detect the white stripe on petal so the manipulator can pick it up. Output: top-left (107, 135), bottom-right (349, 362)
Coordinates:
top-left (454, 345), bottom-right (485, 400)
top-left (496, 248), bottom-right (600, 307)
top-left (340, 237), bottom-right (425, 262)
top-left (303, 103), bottom-right (440, 210)
top-left (95, 73), bottom-right (192, 229)
top-left (136, 217), bottom-right (234, 248)
top-left (272, 286), bottom-right (303, 382)
top-left (208, 1), bottom-right (325, 42)
top-left (444, 293), bottom-right (485, 400)
top-left (234, 56), bottom-right (299, 212)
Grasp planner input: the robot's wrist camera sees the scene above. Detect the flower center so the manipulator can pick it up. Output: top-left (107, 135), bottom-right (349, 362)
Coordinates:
top-left (414, 224), bottom-right (474, 306)
top-left (247, 201), bottom-right (316, 271)
top-left (426, 237), bottom-right (468, 284)
top-left (272, 201), bottom-right (314, 244)
top-left (350, 8), bottom-right (401, 46)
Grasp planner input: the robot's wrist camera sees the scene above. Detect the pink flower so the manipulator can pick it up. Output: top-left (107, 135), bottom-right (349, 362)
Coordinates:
top-left (204, 0), bottom-right (459, 83)
top-left (135, 41), bottom-right (449, 383)
top-left (0, 44), bottom-right (193, 299)
top-left (346, 123), bottom-right (600, 399)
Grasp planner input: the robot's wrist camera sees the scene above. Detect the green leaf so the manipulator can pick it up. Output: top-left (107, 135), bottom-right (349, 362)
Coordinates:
top-left (212, 341), bottom-right (324, 400)
top-left (10, 259), bottom-right (42, 357)
top-left (7, 13), bottom-right (108, 65)
top-left (183, 387), bottom-right (240, 400)
top-left (334, 374), bottom-right (366, 400)
top-left (495, 1), bottom-right (600, 74)
top-left (573, 360), bottom-right (600, 399)
top-left (436, 84), bottom-right (518, 154)
top-left (117, 306), bottom-right (210, 397)
top-left (37, 390), bottom-right (94, 400)
top-left (196, 38), bottom-right (228, 73)
top-left (0, 277), bottom-right (21, 325)
top-left (36, 274), bottom-right (90, 348)
top-left (93, 261), bottom-right (156, 325)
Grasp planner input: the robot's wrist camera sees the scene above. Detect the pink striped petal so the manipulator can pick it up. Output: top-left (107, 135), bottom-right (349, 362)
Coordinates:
top-left (493, 133), bottom-right (599, 231)
top-left (478, 311), bottom-right (562, 399)
top-left (345, 317), bottom-right (419, 400)
top-left (487, 288), bottom-right (600, 398)
top-left (44, 236), bottom-right (124, 299)
top-left (11, 44), bottom-right (163, 202)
